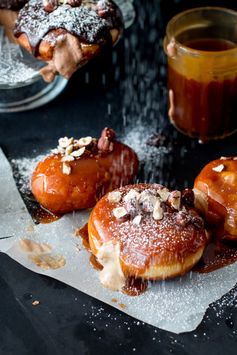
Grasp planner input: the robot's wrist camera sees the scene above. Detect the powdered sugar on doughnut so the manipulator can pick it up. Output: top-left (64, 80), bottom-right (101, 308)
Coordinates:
top-left (14, 0), bottom-right (122, 50)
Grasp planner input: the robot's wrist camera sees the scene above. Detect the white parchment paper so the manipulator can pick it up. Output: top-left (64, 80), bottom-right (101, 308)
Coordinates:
top-left (0, 148), bottom-right (237, 334)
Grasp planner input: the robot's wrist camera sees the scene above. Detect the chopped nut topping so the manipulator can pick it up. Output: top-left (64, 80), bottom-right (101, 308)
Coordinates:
top-left (62, 162), bottom-right (71, 175)
top-left (101, 127), bottom-right (116, 140)
top-left (124, 189), bottom-right (140, 203)
top-left (78, 136), bottom-right (93, 147)
top-left (51, 147), bottom-right (64, 155)
top-left (181, 189), bottom-right (194, 208)
top-left (53, 130), bottom-right (116, 175)
top-left (153, 200), bottom-right (164, 220)
top-left (139, 190), bottom-right (158, 213)
top-left (71, 147), bottom-right (86, 157)
top-left (43, 0), bottom-right (58, 12)
top-left (65, 144), bottom-right (74, 156)
top-left (58, 137), bottom-right (73, 148)
top-left (61, 155), bottom-right (75, 162)
top-left (132, 215), bottom-right (142, 225)
top-left (108, 191), bottom-right (122, 203)
top-left (168, 190), bottom-right (181, 210)
top-left (98, 127), bottom-right (116, 152)
top-left (212, 164), bottom-right (225, 172)
top-left (98, 137), bottom-right (113, 152)
top-left (113, 207), bottom-right (128, 219)
top-left (158, 188), bottom-right (170, 202)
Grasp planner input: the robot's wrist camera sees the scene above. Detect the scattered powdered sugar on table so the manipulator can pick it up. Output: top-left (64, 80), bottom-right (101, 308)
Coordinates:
top-left (121, 124), bottom-right (171, 184)
top-left (11, 154), bottom-right (46, 196)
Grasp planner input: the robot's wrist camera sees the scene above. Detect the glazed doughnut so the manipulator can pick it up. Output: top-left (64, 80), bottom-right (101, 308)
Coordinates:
top-left (88, 184), bottom-right (208, 291)
top-left (31, 128), bottom-right (139, 214)
top-left (14, 0), bottom-right (123, 82)
top-left (194, 157), bottom-right (237, 241)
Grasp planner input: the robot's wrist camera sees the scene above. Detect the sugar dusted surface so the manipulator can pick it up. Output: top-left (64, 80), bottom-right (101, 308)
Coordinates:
top-left (15, 0), bottom-right (120, 47)
top-left (93, 185), bottom-right (207, 269)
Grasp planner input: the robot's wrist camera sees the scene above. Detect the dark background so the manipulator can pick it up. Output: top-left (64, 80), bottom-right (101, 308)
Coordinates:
top-left (0, 0), bottom-right (237, 354)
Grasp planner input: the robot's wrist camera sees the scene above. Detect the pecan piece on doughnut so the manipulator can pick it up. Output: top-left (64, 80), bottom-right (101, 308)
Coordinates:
top-left (43, 0), bottom-right (58, 12)
top-left (98, 127), bottom-right (116, 152)
top-left (181, 188), bottom-right (195, 208)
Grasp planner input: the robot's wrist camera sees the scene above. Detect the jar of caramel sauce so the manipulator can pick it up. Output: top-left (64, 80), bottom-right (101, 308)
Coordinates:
top-left (164, 7), bottom-right (237, 143)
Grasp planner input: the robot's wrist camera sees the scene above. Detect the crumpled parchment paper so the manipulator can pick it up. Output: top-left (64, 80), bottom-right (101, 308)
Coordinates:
top-left (0, 148), bottom-right (237, 334)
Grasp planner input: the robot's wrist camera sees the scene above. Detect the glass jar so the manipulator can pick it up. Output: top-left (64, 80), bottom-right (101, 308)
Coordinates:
top-left (164, 7), bottom-right (237, 143)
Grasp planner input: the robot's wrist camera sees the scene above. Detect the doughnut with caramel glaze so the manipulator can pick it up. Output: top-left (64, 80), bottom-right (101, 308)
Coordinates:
top-left (14, 0), bottom-right (123, 82)
top-left (88, 184), bottom-right (208, 291)
top-left (31, 128), bottom-right (138, 215)
top-left (194, 157), bottom-right (237, 241)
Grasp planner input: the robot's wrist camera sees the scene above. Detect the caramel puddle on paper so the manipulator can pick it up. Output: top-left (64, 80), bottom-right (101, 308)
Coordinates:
top-left (19, 239), bottom-right (52, 254)
top-left (19, 239), bottom-right (66, 270)
top-left (29, 254), bottom-right (66, 270)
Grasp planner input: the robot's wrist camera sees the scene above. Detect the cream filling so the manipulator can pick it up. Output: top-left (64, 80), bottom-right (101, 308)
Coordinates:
top-left (96, 241), bottom-right (125, 291)
top-left (40, 33), bottom-right (84, 82)
top-left (193, 188), bottom-right (208, 214)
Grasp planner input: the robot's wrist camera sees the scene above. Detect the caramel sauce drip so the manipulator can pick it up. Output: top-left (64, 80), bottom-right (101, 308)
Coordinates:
top-left (77, 223), bottom-right (91, 251)
top-left (90, 254), bottom-right (103, 271)
top-left (122, 277), bottom-right (148, 296)
top-left (77, 223), bottom-right (103, 270)
top-left (194, 240), bottom-right (237, 273)
top-left (32, 205), bottom-right (61, 224)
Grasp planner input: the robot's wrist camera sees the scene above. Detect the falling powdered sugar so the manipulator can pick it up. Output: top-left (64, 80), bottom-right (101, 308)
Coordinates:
top-left (121, 124), bottom-right (172, 184)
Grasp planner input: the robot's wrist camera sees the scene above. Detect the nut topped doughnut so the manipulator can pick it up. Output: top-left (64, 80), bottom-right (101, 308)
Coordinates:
top-left (88, 184), bottom-right (208, 291)
top-left (14, 0), bottom-right (123, 82)
top-left (31, 128), bottom-right (138, 214)
top-left (194, 157), bottom-right (237, 240)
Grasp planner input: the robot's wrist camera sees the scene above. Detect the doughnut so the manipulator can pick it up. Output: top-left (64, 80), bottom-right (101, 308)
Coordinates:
top-left (88, 183), bottom-right (208, 291)
top-left (14, 0), bottom-right (123, 82)
top-left (31, 128), bottom-right (139, 214)
top-left (0, 0), bottom-right (27, 42)
top-left (194, 157), bottom-right (237, 241)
